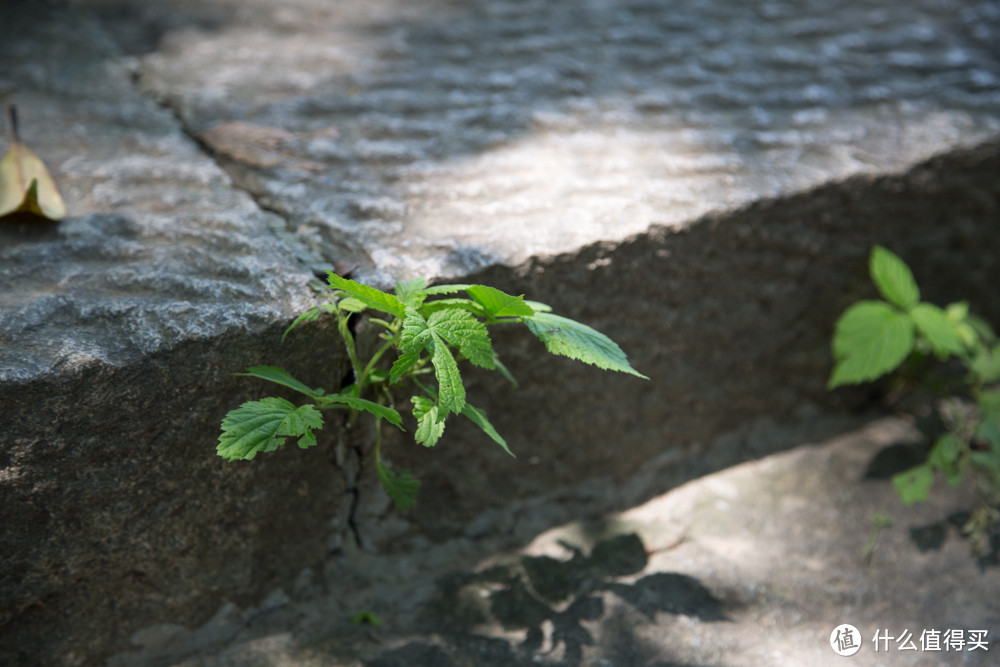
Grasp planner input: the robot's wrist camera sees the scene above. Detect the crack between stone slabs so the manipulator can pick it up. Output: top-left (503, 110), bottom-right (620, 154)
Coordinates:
top-left (119, 64), bottom-right (336, 283)
top-left (124, 67), bottom-right (378, 553)
top-left (342, 309), bottom-right (371, 551)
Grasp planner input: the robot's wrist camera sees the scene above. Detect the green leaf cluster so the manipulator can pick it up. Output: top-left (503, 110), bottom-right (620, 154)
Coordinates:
top-left (219, 274), bottom-right (646, 509)
top-left (829, 246), bottom-right (1000, 548)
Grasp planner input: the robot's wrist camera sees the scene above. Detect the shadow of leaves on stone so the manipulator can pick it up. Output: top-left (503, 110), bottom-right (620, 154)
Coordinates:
top-left (404, 532), bottom-right (726, 667)
top-left (906, 511), bottom-right (1000, 567)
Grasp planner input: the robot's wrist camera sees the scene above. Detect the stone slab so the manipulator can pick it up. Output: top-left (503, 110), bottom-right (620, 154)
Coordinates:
top-left (118, 0), bottom-right (1000, 283)
top-left (2, 0), bottom-right (999, 665)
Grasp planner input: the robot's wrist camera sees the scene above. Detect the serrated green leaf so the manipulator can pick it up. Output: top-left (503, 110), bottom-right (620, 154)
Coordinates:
top-left (399, 309), bottom-right (432, 354)
top-left (417, 297), bottom-right (488, 319)
top-left (892, 464), bottom-right (933, 505)
top-left (338, 296), bottom-right (367, 313)
top-left (423, 283), bottom-right (474, 295)
top-left (395, 277), bottom-right (428, 308)
top-left (218, 398), bottom-right (323, 461)
top-left (428, 309), bottom-right (495, 369)
top-left (389, 348), bottom-right (423, 384)
top-left (910, 303), bottom-right (965, 357)
top-left (430, 332), bottom-right (466, 416)
top-left (237, 365), bottom-right (324, 398)
top-left (461, 402), bottom-right (513, 457)
top-left (375, 460), bottom-right (420, 510)
top-left (829, 301), bottom-right (915, 388)
top-left (523, 312), bottom-right (648, 378)
top-left (327, 273), bottom-right (405, 318)
top-left (412, 395), bottom-right (445, 446)
top-left (298, 429), bottom-right (317, 450)
top-left (465, 285), bottom-right (535, 318)
top-left (317, 393), bottom-right (403, 428)
top-left (870, 245), bottom-right (920, 310)
top-left (282, 306), bottom-right (321, 342)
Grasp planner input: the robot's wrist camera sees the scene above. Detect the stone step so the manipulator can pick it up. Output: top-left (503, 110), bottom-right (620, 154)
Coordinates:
top-left (1, 0), bottom-right (999, 664)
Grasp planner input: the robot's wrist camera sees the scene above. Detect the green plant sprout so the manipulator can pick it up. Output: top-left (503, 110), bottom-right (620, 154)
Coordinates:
top-left (218, 273), bottom-right (647, 509)
top-left (830, 246), bottom-right (1000, 552)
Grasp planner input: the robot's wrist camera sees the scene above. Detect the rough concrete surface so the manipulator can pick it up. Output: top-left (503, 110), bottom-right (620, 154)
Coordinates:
top-left (107, 418), bottom-right (1000, 666)
top-left (1, 0), bottom-right (999, 665)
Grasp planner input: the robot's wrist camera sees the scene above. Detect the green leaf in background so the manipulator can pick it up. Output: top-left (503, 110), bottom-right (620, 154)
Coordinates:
top-left (524, 312), bottom-right (648, 378)
top-left (829, 301), bottom-right (915, 388)
top-left (892, 464), bottom-right (934, 505)
top-left (428, 309), bottom-right (495, 369)
top-left (282, 306), bottom-right (320, 341)
top-left (946, 301), bottom-right (969, 323)
top-left (375, 459), bottom-right (420, 509)
top-left (317, 393), bottom-right (403, 429)
top-left (971, 345), bottom-right (1000, 383)
top-left (909, 303), bottom-right (965, 357)
top-left (967, 314), bottom-right (998, 345)
top-left (327, 273), bottom-right (405, 318)
top-left (523, 300), bottom-right (553, 313)
top-left (978, 389), bottom-right (1000, 415)
top-left (338, 296), bottom-right (367, 313)
top-left (430, 332), bottom-right (466, 416)
top-left (217, 398), bottom-right (323, 461)
top-left (412, 395), bottom-right (445, 447)
top-left (395, 277), bottom-right (428, 308)
top-left (465, 285), bottom-right (535, 318)
top-left (237, 365), bottom-right (324, 398)
top-left (869, 245), bottom-right (920, 311)
top-left (928, 433), bottom-right (965, 486)
top-left (461, 401), bottom-right (513, 457)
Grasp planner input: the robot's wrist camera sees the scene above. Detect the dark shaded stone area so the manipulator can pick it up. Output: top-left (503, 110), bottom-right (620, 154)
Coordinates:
top-left (385, 139), bottom-right (1000, 542)
top-left (1, 322), bottom-right (351, 666)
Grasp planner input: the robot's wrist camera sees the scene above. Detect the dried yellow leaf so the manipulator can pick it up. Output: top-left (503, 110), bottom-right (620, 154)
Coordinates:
top-left (0, 106), bottom-right (67, 221)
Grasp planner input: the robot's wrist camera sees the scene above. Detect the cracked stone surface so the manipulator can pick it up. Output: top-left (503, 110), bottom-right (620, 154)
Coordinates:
top-left (107, 418), bottom-right (1000, 666)
top-left (2, 0), bottom-right (1000, 665)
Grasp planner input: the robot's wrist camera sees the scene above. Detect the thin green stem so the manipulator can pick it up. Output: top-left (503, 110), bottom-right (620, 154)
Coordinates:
top-left (337, 307), bottom-right (362, 382)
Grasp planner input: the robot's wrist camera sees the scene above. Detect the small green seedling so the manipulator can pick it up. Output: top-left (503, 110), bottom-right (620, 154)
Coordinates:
top-left (350, 611), bottom-right (384, 627)
top-left (830, 246), bottom-right (1000, 552)
top-left (219, 274), bottom-right (647, 509)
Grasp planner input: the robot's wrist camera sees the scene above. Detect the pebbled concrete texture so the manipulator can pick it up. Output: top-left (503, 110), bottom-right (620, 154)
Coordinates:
top-left (1, 0), bottom-right (999, 664)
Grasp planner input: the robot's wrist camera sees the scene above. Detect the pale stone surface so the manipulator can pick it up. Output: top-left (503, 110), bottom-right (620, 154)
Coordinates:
top-left (117, 0), bottom-right (1000, 283)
